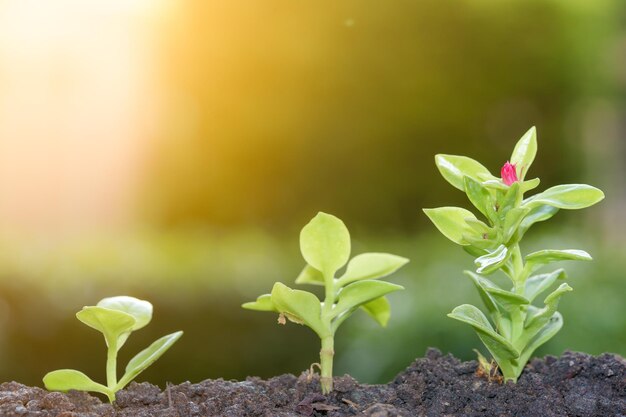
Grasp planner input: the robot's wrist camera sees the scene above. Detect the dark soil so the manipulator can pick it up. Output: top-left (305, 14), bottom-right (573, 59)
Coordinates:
top-left (1, 349), bottom-right (624, 417)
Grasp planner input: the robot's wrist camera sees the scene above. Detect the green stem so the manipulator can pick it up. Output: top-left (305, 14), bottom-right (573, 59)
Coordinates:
top-left (319, 270), bottom-right (336, 394)
top-left (319, 335), bottom-right (334, 394)
top-left (509, 243), bottom-right (526, 347)
top-left (510, 244), bottom-right (524, 293)
top-left (106, 343), bottom-right (118, 395)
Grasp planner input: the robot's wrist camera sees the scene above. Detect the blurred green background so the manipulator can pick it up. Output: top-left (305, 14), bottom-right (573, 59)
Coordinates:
top-left (0, 0), bottom-right (623, 388)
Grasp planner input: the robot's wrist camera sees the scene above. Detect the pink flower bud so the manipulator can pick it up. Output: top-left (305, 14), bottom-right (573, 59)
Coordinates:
top-left (501, 161), bottom-right (518, 186)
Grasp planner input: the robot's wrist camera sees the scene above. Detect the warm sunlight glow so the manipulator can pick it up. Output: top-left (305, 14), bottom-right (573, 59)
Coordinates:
top-left (0, 0), bottom-right (166, 237)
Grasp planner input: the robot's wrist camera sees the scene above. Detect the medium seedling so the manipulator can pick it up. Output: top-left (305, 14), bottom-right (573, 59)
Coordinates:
top-left (424, 127), bottom-right (604, 382)
top-left (43, 296), bottom-right (183, 402)
top-left (243, 212), bottom-right (408, 393)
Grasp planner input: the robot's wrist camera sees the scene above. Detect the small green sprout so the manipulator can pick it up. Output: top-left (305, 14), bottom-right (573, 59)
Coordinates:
top-left (43, 296), bottom-right (183, 402)
top-left (243, 212), bottom-right (408, 394)
top-left (424, 127), bottom-right (604, 382)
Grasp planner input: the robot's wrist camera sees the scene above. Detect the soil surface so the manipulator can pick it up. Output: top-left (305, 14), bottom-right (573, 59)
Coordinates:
top-left (1, 349), bottom-right (624, 417)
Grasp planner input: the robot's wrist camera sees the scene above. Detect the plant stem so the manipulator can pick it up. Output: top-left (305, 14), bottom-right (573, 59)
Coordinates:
top-left (509, 243), bottom-right (526, 356)
top-left (510, 244), bottom-right (524, 293)
top-left (319, 270), bottom-right (336, 394)
top-left (106, 343), bottom-right (118, 397)
top-left (319, 335), bottom-right (334, 394)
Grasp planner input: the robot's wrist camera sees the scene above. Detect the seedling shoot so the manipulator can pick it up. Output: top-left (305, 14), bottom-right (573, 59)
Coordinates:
top-left (243, 212), bottom-right (408, 393)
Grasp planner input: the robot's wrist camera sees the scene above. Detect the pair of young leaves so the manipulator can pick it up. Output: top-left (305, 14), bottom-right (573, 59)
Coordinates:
top-left (44, 296), bottom-right (183, 402)
top-left (424, 127), bottom-right (604, 381)
top-left (243, 212), bottom-right (408, 340)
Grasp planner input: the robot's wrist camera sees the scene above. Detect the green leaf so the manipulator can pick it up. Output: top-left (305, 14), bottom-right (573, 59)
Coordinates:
top-left (76, 306), bottom-right (136, 349)
top-left (481, 179), bottom-right (509, 192)
top-left (524, 249), bottom-right (592, 275)
top-left (43, 369), bottom-right (111, 398)
top-left (518, 312), bottom-right (563, 367)
top-left (435, 154), bottom-right (497, 191)
top-left (294, 264), bottom-right (325, 286)
top-left (360, 296), bottom-right (391, 327)
top-left (300, 212), bottom-right (351, 276)
top-left (510, 126), bottom-right (537, 181)
top-left (523, 184), bottom-right (605, 210)
top-left (462, 233), bottom-right (499, 250)
top-left (332, 280), bottom-right (404, 320)
top-left (465, 271), bottom-right (513, 337)
top-left (423, 207), bottom-right (476, 245)
top-left (465, 218), bottom-right (493, 235)
top-left (502, 207), bottom-right (530, 244)
top-left (465, 271), bottom-right (499, 316)
top-left (497, 182), bottom-right (522, 219)
top-left (338, 253), bottom-right (409, 287)
top-left (242, 294), bottom-right (277, 312)
top-left (97, 296), bottom-right (153, 331)
top-left (484, 287), bottom-right (529, 312)
top-left (448, 304), bottom-right (519, 360)
top-left (520, 178), bottom-right (540, 194)
top-left (117, 331), bottom-right (183, 390)
top-left (522, 283), bottom-right (572, 344)
top-left (524, 269), bottom-right (567, 303)
top-left (514, 204), bottom-right (559, 240)
top-left (463, 245), bottom-right (488, 258)
top-left (475, 244), bottom-right (510, 274)
top-left (270, 283), bottom-right (327, 337)
top-left (462, 219), bottom-right (498, 250)
top-left (464, 176), bottom-right (493, 220)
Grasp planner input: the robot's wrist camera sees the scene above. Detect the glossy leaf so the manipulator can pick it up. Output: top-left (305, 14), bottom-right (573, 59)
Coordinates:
top-left (502, 207), bottom-right (530, 244)
top-left (481, 179), bottom-right (509, 191)
top-left (423, 207), bottom-right (476, 245)
top-left (510, 126), bottom-right (537, 181)
top-left (520, 178), bottom-right (540, 194)
top-left (465, 218), bottom-right (492, 235)
top-left (332, 280), bottom-right (404, 320)
top-left (515, 204), bottom-right (559, 240)
top-left (524, 249), bottom-right (591, 275)
top-left (241, 294), bottom-right (277, 312)
top-left (518, 312), bottom-right (563, 367)
top-left (523, 283), bottom-right (572, 343)
top-left (462, 233), bottom-right (499, 250)
top-left (484, 287), bottom-right (529, 312)
top-left (435, 154), bottom-right (496, 191)
top-left (524, 269), bottom-right (566, 303)
top-left (466, 271), bottom-right (499, 316)
top-left (98, 296), bottom-right (152, 331)
top-left (497, 182), bottom-right (522, 219)
top-left (43, 369), bottom-right (110, 397)
top-left (294, 264), bottom-right (325, 286)
top-left (338, 253), bottom-right (409, 286)
top-left (475, 244), bottom-right (509, 274)
top-left (300, 212), bottom-right (350, 276)
top-left (523, 184), bottom-right (605, 210)
top-left (117, 331), bottom-right (183, 390)
top-left (360, 296), bottom-right (391, 327)
top-left (76, 306), bottom-right (135, 349)
top-left (448, 304), bottom-right (519, 360)
top-left (270, 283), bottom-right (326, 337)
top-left (464, 176), bottom-right (493, 219)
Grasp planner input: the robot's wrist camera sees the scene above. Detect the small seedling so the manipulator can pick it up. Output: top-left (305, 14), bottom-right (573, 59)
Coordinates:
top-left (243, 212), bottom-right (408, 394)
top-left (424, 127), bottom-right (604, 382)
top-left (43, 296), bottom-right (183, 402)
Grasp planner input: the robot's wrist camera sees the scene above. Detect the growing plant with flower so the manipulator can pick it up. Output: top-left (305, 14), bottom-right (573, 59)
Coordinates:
top-left (423, 127), bottom-right (604, 382)
top-left (43, 296), bottom-right (183, 402)
top-left (243, 212), bottom-right (408, 393)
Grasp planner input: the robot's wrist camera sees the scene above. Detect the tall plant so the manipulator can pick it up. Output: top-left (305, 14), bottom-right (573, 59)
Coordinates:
top-left (424, 127), bottom-right (604, 381)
